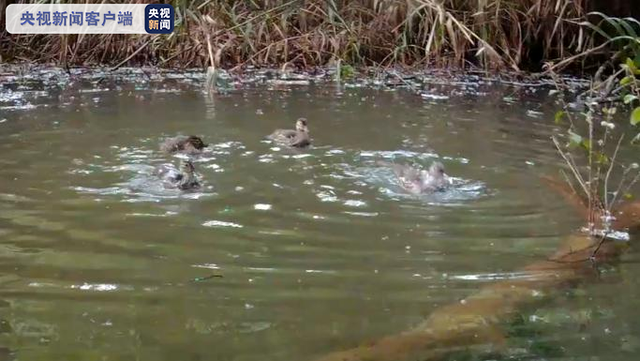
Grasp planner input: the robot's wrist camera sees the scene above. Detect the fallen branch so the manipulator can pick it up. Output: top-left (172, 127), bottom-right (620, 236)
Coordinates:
top-left (314, 179), bottom-right (639, 361)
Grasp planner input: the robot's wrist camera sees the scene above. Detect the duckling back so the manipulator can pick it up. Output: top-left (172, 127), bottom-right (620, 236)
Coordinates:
top-left (266, 118), bottom-right (311, 148)
top-left (154, 162), bottom-right (200, 190)
top-left (160, 136), bottom-right (207, 154)
top-left (418, 162), bottom-right (450, 192)
top-left (378, 160), bottom-right (449, 194)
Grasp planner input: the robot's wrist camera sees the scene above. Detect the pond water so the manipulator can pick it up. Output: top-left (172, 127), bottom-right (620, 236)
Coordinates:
top-left (0, 68), bottom-right (639, 361)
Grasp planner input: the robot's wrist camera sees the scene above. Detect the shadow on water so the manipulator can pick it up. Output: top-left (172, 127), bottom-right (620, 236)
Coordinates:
top-left (0, 67), bottom-right (638, 361)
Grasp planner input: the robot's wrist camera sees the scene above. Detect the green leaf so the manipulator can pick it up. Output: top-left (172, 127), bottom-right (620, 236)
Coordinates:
top-left (624, 94), bottom-right (638, 104)
top-left (619, 20), bottom-right (639, 38)
top-left (634, 55), bottom-right (640, 75)
top-left (554, 110), bottom-right (566, 124)
top-left (339, 64), bottom-right (355, 79)
top-left (620, 75), bottom-right (634, 86)
top-left (583, 13), bottom-right (614, 40)
top-left (568, 131), bottom-right (583, 148)
top-left (626, 57), bottom-right (638, 74)
top-left (596, 152), bottom-right (609, 165)
top-left (581, 139), bottom-right (592, 151)
top-left (624, 193), bottom-right (634, 200)
top-left (632, 107), bottom-right (640, 125)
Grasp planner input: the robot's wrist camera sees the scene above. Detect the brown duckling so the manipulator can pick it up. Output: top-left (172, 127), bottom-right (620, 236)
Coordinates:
top-left (378, 160), bottom-right (449, 194)
top-left (155, 160), bottom-right (200, 190)
top-left (160, 135), bottom-right (208, 154)
top-left (266, 118), bottom-right (311, 148)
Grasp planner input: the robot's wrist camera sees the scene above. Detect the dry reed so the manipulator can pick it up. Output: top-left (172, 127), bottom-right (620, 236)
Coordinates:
top-left (0, 0), bottom-right (599, 71)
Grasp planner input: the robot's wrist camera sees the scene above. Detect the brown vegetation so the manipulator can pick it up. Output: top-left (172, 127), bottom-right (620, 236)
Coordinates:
top-left (0, 0), bottom-right (602, 71)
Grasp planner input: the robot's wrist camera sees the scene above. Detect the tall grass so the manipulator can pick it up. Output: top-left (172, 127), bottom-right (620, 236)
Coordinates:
top-left (0, 0), bottom-right (609, 71)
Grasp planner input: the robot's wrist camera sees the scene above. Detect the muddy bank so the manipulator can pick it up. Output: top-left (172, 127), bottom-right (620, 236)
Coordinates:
top-left (0, 64), bottom-right (591, 114)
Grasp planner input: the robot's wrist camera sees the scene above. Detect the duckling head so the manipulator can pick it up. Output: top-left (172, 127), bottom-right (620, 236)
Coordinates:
top-left (428, 161), bottom-right (446, 179)
top-left (417, 161), bottom-right (448, 191)
top-left (179, 160), bottom-right (196, 175)
top-left (295, 118), bottom-right (309, 133)
top-left (186, 136), bottom-right (208, 150)
top-left (176, 160), bottom-right (199, 190)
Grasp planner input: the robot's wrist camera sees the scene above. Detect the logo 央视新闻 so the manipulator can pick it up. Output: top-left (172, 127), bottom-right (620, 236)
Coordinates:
top-left (144, 4), bottom-right (173, 34)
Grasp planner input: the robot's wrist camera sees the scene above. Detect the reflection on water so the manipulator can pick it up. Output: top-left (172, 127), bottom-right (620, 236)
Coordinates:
top-left (0, 68), bottom-right (638, 361)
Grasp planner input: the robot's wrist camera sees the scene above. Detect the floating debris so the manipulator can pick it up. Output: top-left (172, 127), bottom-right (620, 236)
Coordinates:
top-left (420, 92), bottom-right (450, 100)
top-left (269, 79), bottom-right (311, 86)
top-left (254, 204), bottom-right (272, 211)
top-left (202, 220), bottom-right (243, 228)
top-left (526, 109), bottom-right (544, 118)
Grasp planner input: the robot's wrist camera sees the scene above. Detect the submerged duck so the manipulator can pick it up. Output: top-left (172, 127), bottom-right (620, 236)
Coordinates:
top-left (378, 160), bottom-right (450, 194)
top-left (155, 160), bottom-right (200, 190)
top-left (266, 118), bottom-right (311, 148)
top-left (160, 135), bottom-right (208, 154)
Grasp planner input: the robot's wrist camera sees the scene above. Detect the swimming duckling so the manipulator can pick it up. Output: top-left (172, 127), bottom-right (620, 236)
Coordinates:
top-left (155, 160), bottom-right (200, 190)
top-left (266, 118), bottom-right (311, 148)
top-left (160, 135), bottom-right (208, 154)
top-left (378, 160), bottom-right (449, 194)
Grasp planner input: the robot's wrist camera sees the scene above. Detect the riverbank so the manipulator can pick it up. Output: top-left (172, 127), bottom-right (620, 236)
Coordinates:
top-left (0, 0), bottom-right (630, 73)
top-left (0, 63), bottom-right (594, 115)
